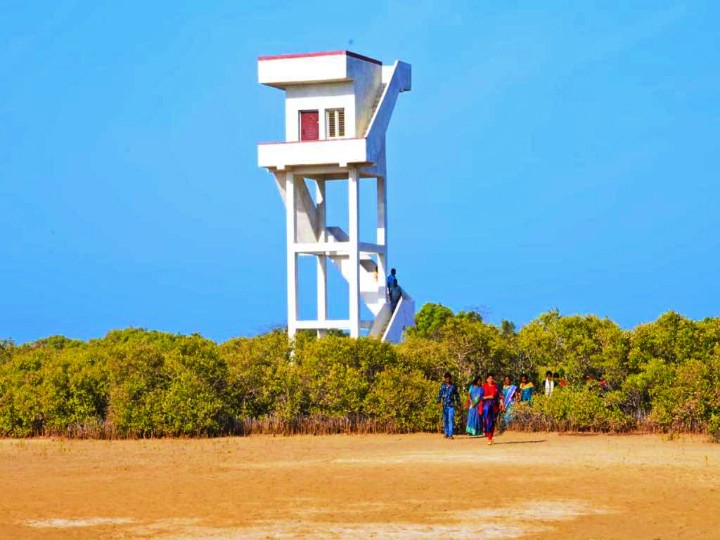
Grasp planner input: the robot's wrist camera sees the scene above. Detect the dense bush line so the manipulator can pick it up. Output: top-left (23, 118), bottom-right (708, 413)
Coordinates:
top-left (0, 307), bottom-right (719, 439)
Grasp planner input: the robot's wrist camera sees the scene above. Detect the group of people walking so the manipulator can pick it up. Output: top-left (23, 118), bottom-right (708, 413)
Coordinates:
top-left (436, 372), bottom-right (537, 444)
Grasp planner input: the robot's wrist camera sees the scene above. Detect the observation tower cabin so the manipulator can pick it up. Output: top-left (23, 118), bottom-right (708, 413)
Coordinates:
top-left (258, 50), bottom-right (414, 341)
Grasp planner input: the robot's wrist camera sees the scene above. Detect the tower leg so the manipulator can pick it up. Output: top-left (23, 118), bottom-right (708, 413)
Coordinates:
top-left (348, 167), bottom-right (360, 338)
top-left (285, 172), bottom-right (298, 339)
top-left (316, 180), bottom-right (327, 337)
top-left (376, 174), bottom-right (388, 299)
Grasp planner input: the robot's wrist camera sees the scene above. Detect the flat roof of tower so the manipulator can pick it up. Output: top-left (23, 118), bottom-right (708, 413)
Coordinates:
top-left (258, 50), bottom-right (384, 89)
top-left (258, 50), bottom-right (382, 66)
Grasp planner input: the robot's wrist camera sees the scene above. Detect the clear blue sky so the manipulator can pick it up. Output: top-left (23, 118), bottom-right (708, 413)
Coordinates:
top-left (2, 1), bottom-right (719, 343)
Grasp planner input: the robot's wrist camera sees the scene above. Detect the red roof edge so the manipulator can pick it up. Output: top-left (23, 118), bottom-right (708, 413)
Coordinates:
top-left (258, 50), bottom-right (382, 66)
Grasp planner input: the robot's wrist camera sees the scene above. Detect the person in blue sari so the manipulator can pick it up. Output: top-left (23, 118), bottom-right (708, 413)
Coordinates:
top-left (501, 375), bottom-right (518, 430)
top-left (465, 376), bottom-right (484, 436)
top-left (519, 374), bottom-right (535, 402)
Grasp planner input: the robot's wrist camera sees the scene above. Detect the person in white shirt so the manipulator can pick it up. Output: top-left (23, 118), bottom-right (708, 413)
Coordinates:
top-left (544, 371), bottom-right (555, 397)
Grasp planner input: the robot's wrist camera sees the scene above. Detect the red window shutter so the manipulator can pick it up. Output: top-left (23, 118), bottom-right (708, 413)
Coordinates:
top-left (300, 111), bottom-right (319, 141)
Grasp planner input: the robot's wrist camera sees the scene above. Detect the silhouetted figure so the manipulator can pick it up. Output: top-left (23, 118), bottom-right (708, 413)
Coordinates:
top-left (386, 268), bottom-right (397, 297)
top-left (33, 412), bottom-right (45, 437)
top-left (386, 268), bottom-right (402, 311)
top-left (544, 370), bottom-right (555, 396)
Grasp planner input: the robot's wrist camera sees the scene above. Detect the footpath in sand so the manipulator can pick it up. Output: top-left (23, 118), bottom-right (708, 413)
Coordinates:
top-left (0, 432), bottom-right (718, 539)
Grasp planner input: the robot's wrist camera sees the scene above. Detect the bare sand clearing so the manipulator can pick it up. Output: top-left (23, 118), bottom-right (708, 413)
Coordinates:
top-left (0, 432), bottom-right (718, 539)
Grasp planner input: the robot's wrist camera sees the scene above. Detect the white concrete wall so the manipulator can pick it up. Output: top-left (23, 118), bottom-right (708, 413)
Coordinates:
top-left (258, 138), bottom-right (367, 169)
top-left (259, 54), bottom-right (348, 87)
top-left (284, 82), bottom-right (355, 142)
top-left (347, 57), bottom-right (382, 137)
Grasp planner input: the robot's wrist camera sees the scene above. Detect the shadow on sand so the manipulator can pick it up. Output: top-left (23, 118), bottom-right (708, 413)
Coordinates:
top-left (492, 439), bottom-right (547, 445)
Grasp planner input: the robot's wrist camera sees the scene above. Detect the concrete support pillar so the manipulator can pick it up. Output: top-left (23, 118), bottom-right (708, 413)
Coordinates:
top-left (315, 180), bottom-right (327, 337)
top-left (376, 175), bottom-right (388, 299)
top-left (348, 167), bottom-right (360, 338)
top-left (285, 171), bottom-right (298, 339)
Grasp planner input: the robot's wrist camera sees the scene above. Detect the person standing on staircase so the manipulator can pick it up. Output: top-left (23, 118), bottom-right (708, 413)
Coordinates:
top-left (387, 268), bottom-right (402, 311)
top-left (386, 268), bottom-right (397, 296)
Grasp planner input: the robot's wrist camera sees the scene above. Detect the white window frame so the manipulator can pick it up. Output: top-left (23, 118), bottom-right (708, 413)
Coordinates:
top-left (325, 108), bottom-right (345, 139)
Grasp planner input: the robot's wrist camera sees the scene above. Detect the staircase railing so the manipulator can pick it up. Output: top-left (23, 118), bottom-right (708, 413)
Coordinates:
top-left (364, 61), bottom-right (411, 162)
top-left (381, 292), bottom-right (415, 343)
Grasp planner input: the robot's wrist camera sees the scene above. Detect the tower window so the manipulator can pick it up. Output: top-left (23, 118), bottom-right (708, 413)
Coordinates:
top-left (326, 108), bottom-right (345, 138)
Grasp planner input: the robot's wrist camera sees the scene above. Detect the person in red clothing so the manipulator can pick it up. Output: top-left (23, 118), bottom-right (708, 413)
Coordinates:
top-left (481, 373), bottom-right (504, 445)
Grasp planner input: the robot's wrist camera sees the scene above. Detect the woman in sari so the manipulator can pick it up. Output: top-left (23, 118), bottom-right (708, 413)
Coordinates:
top-left (465, 376), bottom-right (484, 436)
top-left (501, 376), bottom-right (517, 430)
top-left (481, 373), bottom-right (504, 445)
top-left (519, 374), bottom-right (535, 402)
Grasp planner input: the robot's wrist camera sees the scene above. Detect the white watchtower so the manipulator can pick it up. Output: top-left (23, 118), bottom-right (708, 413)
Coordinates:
top-left (258, 50), bottom-right (415, 341)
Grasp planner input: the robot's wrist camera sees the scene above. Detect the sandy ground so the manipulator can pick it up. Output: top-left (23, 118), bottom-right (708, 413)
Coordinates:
top-left (0, 432), bottom-right (718, 539)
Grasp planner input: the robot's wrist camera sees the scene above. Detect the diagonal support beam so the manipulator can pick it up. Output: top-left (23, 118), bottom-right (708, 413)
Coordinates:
top-left (273, 171), bottom-right (321, 242)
